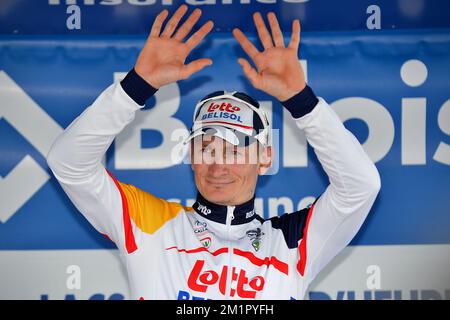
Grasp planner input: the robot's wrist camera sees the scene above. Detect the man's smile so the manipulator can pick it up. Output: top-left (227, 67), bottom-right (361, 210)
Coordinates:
top-left (205, 178), bottom-right (235, 187)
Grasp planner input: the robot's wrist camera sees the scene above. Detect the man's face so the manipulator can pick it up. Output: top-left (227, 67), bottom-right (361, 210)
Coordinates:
top-left (190, 135), bottom-right (271, 206)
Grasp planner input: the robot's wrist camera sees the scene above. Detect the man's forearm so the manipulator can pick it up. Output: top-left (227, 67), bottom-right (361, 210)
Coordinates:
top-left (282, 87), bottom-right (381, 210)
top-left (47, 70), bottom-right (158, 183)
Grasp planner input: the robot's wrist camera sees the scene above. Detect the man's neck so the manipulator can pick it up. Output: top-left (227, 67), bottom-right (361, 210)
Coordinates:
top-left (192, 192), bottom-right (257, 225)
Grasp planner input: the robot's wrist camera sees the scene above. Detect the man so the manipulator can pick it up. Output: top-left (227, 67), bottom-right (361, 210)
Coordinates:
top-left (47, 5), bottom-right (381, 300)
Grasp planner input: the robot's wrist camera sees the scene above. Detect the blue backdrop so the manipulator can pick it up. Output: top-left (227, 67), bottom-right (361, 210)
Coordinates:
top-left (0, 1), bottom-right (449, 252)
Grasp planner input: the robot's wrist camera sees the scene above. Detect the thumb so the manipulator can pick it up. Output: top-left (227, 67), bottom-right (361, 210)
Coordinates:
top-left (179, 58), bottom-right (213, 80)
top-left (237, 58), bottom-right (262, 89)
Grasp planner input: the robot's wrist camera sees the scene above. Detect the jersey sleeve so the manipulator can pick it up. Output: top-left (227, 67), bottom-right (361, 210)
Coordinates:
top-left (283, 91), bottom-right (381, 293)
top-left (46, 77), bottom-right (158, 254)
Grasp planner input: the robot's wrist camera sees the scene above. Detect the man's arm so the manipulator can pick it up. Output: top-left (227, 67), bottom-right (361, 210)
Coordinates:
top-left (282, 86), bottom-right (380, 286)
top-left (233, 11), bottom-right (381, 288)
top-left (46, 74), bottom-right (156, 253)
top-left (46, 5), bottom-right (214, 253)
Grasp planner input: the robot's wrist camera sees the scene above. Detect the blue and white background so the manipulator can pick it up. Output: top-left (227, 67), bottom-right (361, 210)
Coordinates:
top-left (0, 0), bottom-right (449, 299)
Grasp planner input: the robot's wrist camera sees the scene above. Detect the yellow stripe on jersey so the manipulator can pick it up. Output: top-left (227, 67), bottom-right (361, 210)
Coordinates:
top-left (116, 181), bottom-right (193, 235)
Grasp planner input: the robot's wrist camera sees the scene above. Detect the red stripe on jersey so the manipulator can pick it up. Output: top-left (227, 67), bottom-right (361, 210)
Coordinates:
top-left (166, 246), bottom-right (288, 275)
top-left (233, 248), bottom-right (289, 275)
top-left (105, 168), bottom-right (138, 254)
top-left (297, 203), bottom-right (315, 276)
top-left (166, 246), bottom-right (229, 256)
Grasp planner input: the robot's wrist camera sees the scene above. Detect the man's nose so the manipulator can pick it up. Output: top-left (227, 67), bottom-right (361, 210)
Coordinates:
top-left (208, 162), bottom-right (229, 177)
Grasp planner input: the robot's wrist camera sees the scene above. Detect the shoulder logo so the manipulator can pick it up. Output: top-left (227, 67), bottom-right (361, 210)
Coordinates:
top-left (193, 220), bottom-right (208, 234)
top-left (200, 237), bottom-right (212, 249)
top-left (246, 228), bottom-right (265, 252)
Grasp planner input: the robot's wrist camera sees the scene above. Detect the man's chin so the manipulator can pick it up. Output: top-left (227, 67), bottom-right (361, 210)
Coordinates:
top-left (203, 187), bottom-right (236, 205)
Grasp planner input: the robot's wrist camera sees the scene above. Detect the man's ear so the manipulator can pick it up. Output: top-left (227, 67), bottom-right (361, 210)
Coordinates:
top-left (258, 146), bottom-right (273, 175)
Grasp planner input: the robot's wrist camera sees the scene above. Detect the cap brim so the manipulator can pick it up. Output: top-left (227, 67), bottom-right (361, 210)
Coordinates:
top-left (183, 125), bottom-right (256, 147)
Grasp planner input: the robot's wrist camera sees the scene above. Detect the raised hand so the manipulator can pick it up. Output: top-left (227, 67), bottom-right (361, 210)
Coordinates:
top-left (135, 5), bottom-right (214, 89)
top-left (232, 12), bottom-right (306, 101)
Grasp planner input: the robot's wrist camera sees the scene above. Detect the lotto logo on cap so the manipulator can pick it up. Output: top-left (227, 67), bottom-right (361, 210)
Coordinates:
top-left (183, 91), bottom-right (270, 148)
top-left (194, 99), bottom-right (255, 135)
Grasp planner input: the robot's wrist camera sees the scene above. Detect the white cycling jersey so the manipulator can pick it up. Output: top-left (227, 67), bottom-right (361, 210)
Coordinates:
top-left (47, 77), bottom-right (380, 300)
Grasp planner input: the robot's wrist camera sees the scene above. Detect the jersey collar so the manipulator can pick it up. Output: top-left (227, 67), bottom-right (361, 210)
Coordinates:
top-left (193, 192), bottom-right (257, 225)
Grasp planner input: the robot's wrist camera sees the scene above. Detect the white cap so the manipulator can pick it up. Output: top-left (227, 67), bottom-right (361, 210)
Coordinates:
top-left (183, 92), bottom-right (270, 147)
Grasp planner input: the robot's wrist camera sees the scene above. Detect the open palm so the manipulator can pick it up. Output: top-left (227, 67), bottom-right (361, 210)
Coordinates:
top-left (135, 5), bottom-right (214, 89)
top-left (233, 12), bottom-right (306, 102)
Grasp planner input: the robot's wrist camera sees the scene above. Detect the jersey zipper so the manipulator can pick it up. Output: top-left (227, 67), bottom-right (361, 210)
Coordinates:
top-left (226, 205), bottom-right (235, 299)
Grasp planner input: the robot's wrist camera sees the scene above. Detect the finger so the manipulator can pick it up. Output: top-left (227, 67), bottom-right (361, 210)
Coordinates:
top-left (232, 28), bottom-right (260, 61)
top-left (150, 9), bottom-right (169, 37)
top-left (237, 58), bottom-right (263, 89)
top-left (267, 12), bottom-right (285, 47)
top-left (185, 20), bottom-right (214, 51)
top-left (180, 58), bottom-right (213, 80)
top-left (253, 12), bottom-right (274, 50)
top-left (173, 8), bottom-right (202, 41)
top-left (161, 4), bottom-right (188, 38)
top-left (288, 19), bottom-right (301, 50)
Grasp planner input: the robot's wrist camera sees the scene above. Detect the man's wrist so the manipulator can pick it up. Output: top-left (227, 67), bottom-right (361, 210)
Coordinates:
top-left (120, 68), bottom-right (158, 106)
top-left (280, 85), bottom-right (319, 119)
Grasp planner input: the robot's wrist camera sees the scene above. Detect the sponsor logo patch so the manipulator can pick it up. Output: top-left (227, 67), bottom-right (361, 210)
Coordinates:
top-left (246, 228), bottom-right (265, 252)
